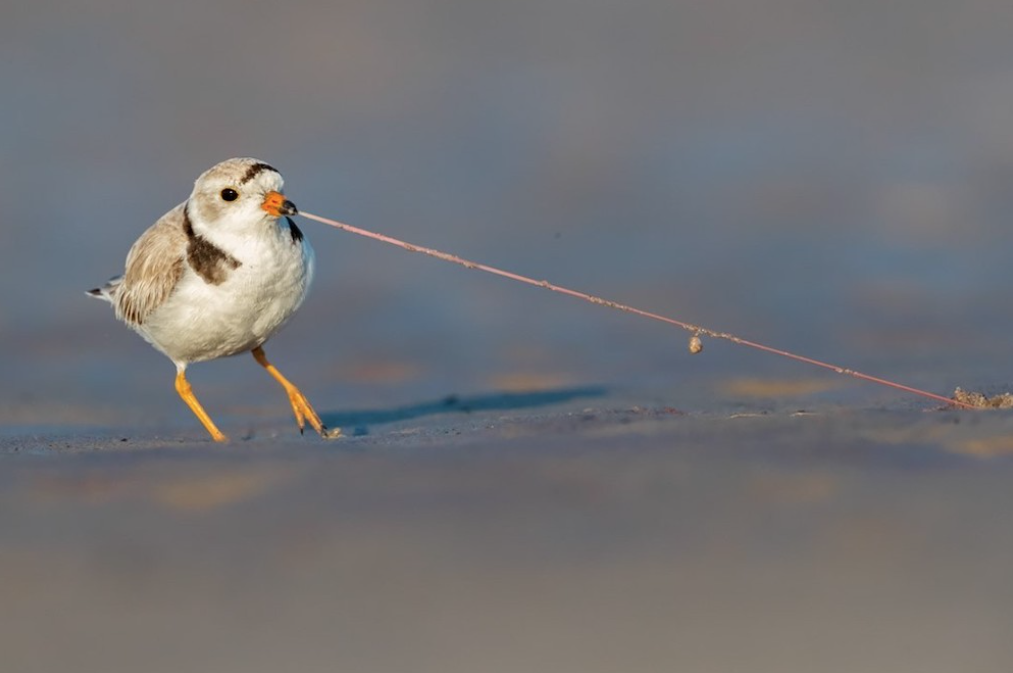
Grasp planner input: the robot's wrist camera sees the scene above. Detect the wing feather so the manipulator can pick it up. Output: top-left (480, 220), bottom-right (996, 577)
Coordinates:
top-left (114, 203), bottom-right (188, 326)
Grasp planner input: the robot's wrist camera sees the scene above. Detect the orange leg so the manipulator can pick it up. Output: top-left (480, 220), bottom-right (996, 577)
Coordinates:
top-left (252, 346), bottom-right (340, 438)
top-left (174, 369), bottom-right (228, 443)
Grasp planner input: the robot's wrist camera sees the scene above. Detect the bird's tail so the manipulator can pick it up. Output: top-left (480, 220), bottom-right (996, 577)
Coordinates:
top-left (86, 275), bottom-right (123, 303)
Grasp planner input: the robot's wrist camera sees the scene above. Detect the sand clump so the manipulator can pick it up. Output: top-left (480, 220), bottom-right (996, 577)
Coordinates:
top-left (952, 387), bottom-right (1013, 409)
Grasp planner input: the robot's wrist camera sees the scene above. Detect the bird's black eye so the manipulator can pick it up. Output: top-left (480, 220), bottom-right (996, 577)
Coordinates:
top-left (221, 188), bottom-right (239, 202)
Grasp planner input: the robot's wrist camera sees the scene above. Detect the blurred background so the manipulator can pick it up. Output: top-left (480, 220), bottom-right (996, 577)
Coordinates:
top-left (5, 0), bottom-right (1013, 427)
top-left (5, 4), bottom-right (1013, 672)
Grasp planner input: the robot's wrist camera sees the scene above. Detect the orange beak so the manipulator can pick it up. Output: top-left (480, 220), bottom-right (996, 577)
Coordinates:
top-left (262, 191), bottom-right (298, 217)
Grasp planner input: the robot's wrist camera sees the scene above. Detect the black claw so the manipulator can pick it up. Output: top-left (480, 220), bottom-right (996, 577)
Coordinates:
top-left (299, 426), bottom-right (304, 435)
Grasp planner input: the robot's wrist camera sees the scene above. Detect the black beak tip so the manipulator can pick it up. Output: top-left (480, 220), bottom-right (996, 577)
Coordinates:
top-left (281, 200), bottom-right (298, 216)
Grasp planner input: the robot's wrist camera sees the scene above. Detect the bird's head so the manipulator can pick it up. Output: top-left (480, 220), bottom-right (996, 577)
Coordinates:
top-left (188, 157), bottom-right (298, 236)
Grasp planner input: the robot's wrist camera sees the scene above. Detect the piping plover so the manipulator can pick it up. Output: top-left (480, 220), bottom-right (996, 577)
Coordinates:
top-left (88, 157), bottom-right (338, 442)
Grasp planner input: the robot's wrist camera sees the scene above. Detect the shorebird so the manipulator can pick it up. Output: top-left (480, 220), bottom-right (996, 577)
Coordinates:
top-left (88, 157), bottom-right (339, 442)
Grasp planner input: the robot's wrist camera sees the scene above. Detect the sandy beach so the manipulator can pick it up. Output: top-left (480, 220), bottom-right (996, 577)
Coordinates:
top-left (4, 382), bottom-right (1013, 671)
top-left (6, 0), bottom-right (1013, 669)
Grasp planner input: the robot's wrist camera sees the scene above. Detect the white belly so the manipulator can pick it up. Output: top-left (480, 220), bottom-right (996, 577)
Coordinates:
top-left (138, 233), bottom-right (314, 364)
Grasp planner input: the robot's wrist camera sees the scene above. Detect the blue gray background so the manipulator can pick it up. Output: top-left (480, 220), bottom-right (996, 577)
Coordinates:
top-left (3, 2), bottom-right (1013, 672)
top-left (5, 0), bottom-right (1013, 425)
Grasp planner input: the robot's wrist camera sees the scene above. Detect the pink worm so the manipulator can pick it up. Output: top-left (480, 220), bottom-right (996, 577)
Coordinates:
top-left (299, 210), bottom-right (972, 410)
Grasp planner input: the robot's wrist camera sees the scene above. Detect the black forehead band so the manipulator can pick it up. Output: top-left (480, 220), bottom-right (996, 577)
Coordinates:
top-left (239, 162), bottom-right (279, 185)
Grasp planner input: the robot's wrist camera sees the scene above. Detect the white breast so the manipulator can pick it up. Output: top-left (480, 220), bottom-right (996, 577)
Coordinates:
top-left (137, 226), bottom-right (314, 365)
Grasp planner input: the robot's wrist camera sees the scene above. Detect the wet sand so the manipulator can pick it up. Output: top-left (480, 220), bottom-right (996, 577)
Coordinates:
top-left (7, 1), bottom-right (1013, 669)
top-left (3, 389), bottom-right (1013, 673)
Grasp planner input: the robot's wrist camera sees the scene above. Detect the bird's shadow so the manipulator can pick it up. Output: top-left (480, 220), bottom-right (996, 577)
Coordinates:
top-left (321, 385), bottom-right (608, 437)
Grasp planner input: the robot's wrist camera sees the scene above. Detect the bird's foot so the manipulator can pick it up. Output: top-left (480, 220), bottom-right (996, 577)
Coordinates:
top-left (285, 385), bottom-right (340, 439)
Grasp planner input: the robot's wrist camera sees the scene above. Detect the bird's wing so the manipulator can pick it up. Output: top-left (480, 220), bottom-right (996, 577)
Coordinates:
top-left (114, 202), bottom-right (189, 326)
